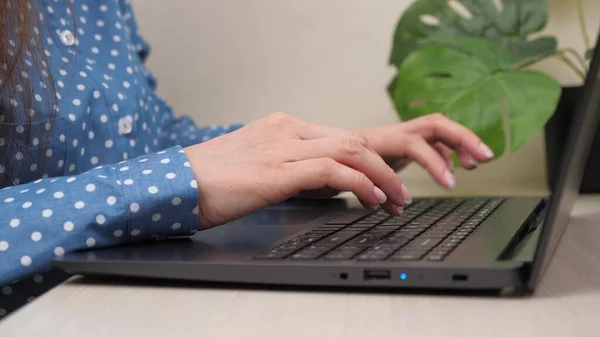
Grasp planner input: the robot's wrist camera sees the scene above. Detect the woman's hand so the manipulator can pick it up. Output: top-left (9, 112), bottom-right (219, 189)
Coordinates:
top-left (356, 113), bottom-right (495, 187)
top-left (299, 113), bottom-right (494, 199)
top-left (184, 112), bottom-right (494, 229)
top-left (184, 112), bottom-right (411, 228)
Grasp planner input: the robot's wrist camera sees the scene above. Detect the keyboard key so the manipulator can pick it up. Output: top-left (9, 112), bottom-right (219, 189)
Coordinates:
top-left (372, 242), bottom-right (404, 251)
top-left (446, 235), bottom-right (464, 242)
top-left (347, 223), bottom-right (378, 229)
top-left (431, 247), bottom-right (452, 254)
top-left (357, 252), bottom-right (391, 261)
top-left (343, 236), bottom-right (379, 248)
top-left (435, 220), bottom-right (462, 227)
top-left (326, 209), bottom-right (375, 225)
top-left (441, 242), bottom-right (457, 249)
top-left (356, 220), bottom-right (382, 225)
top-left (420, 232), bottom-right (449, 239)
top-left (360, 247), bottom-right (402, 260)
top-left (391, 253), bottom-right (424, 261)
top-left (314, 231), bottom-right (362, 247)
top-left (336, 244), bottom-right (363, 251)
top-left (303, 245), bottom-right (332, 252)
top-left (388, 232), bottom-right (415, 239)
top-left (369, 230), bottom-right (396, 238)
top-left (407, 238), bottom-right (442, 249)
top-left (290, 233), bottom-right (325, 242)
top-left (400, 249), bottom-right (431, 256)
top-left (427, 254), bottom-right (445, 261)
top-left (323, 251), bottom-right (359, 260)
top-left (277, 241), bottom-right (305, 249)
top-left (383, 216), bottom-right (410, 222)
top-left (377, 225), bottom-right (403, 231)
top-left (318, 223), bottom-right (347, 228)
top-left (271, 246), bottom-right (299, 252)
top-left (311, 229), bottom-right (338, 234)
top-left (427, 227), bottom-right (455, 234)
top-left (290, 251), bottom-right (323, 260)
top-left (398, 231), bottom-right (425, 238)
top-left (404, 224), bottom-right (430, 231)
top-left (386, 236), bottom-right (412, 246)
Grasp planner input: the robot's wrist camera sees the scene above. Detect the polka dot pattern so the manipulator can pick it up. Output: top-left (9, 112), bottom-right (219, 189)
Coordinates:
top-left (1, 147), bottom-right (205, 318)
top-left (0, 0), bottom-right (243, 319)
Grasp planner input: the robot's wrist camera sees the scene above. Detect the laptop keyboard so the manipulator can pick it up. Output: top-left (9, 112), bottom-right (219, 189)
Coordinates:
top-left (254, 197), bottom-right (504, 262)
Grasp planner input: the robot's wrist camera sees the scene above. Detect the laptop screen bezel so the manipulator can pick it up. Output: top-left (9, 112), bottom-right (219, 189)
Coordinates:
top-left (528, 29), bottom-right (600, 290)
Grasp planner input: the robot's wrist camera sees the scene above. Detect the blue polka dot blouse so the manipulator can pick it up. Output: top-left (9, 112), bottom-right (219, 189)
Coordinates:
top-left (0, 0), bottom-right (243, 318)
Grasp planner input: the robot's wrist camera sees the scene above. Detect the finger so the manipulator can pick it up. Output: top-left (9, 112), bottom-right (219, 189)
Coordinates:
top-left (402, 135), bottom-right (455, 189)
top-left (293, 122), bottom-right (381, 154)
top-left (359, 199), bottom-right (376, 210)
top-left (381, 200), bottom-right (403, 215)
top-left (288, 137), bottom-right (409, 206)
top-left (434, 143), bottom-right (477, 170)
top-left (456, 148), bottom-right (478, 170)
top-left (432, 143), bottom-right (454, 170)
top-left (294, 122), bottom-right (362, 141)
top-left (377, 183), bottom-right (410, 215)
top-left (282, 158), bottom-right (401, 215)
top-left (402, 114), bottom-right (495, 162)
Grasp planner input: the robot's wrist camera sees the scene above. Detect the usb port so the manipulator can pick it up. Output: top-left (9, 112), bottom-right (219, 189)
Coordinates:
top-left (363, 269), bottom-right (391, 280)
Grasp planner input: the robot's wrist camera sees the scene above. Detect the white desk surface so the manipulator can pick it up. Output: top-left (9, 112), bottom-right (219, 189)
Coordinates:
top-left (2, 194), bottom-right (600, 337)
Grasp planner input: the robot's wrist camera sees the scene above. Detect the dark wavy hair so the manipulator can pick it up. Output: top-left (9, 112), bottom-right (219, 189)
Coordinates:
top-left (0, 0), bottom-right (57, 187)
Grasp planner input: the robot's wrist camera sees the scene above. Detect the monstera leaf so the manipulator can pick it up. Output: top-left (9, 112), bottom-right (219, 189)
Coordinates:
top-left (389, 0), bottom-right (557, 68)
top-left (391, 36), bottom-right (561, 157)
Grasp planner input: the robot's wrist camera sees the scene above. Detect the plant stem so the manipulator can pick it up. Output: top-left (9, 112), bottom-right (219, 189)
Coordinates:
top-left (556, 52), bottom-right (586, 80)
top-left (576, 0), bottom-right (592, 50)
top-left (561, 47), bottom-right (589, 73)
top-left (514, 48), bottom-right (586, 81)
top-left (513, 53), bottom-right (554, 69)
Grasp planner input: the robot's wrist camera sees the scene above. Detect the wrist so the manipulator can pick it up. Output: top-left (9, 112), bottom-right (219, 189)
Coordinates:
top-left (182, 144), bottom-right (217, 230)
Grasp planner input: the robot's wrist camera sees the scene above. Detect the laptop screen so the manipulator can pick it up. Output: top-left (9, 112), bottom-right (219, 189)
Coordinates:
top-left (529, 30), bottom-right (600, 289)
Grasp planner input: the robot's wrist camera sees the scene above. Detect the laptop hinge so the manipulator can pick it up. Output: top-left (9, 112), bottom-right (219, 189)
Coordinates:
top-left (498, 197), bottom-right (548, 261)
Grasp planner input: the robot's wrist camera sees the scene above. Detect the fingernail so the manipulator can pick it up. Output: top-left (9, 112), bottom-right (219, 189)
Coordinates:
top-left (373, 186), bottom-right (387, 204)
top-left (401, 184), bottom-right (412, 204)
top-left (469, 158), bottom-right (478, 167)
top-left (480, 143), bottom-right (494, 159)
top-left (444, 169), bottom-right (456, 189)
top-left (396, 206), bottom-right (404, 215)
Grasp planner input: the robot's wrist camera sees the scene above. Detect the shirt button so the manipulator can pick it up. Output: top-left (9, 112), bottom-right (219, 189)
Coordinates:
top-left (118, 116), bottom-right (133, 135)
top-left (59, 30), bottom-right (75, 46)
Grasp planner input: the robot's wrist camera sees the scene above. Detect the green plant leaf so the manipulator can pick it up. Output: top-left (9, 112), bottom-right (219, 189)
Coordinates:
top-left (392, 36), bottom-right (561, 157)
top-left (389, 0), bottom-right (556, 68)
top-left (586, 48), bottom-right (594, 60)
top-left (505, 37), bottom-right (558, 65)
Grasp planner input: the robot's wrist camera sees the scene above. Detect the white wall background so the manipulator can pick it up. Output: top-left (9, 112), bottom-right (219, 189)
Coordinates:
top-left (131, 0), bottom-right (599, 196)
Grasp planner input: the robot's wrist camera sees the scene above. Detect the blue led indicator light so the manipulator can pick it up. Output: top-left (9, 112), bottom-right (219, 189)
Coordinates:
top-left (400, 273), bottom-right (407, 280)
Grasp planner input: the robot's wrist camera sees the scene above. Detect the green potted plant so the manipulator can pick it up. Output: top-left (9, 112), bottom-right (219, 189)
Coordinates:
top-left (387, 0), bottom-right (596, 191)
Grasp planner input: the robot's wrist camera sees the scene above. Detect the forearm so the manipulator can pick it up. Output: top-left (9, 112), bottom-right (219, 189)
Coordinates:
top-left (0, 146), bottom-right (199, 285)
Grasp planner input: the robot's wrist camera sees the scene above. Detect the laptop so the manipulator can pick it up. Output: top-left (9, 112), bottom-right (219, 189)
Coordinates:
top-left (54, 32), bottom-right (600, 295)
